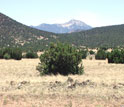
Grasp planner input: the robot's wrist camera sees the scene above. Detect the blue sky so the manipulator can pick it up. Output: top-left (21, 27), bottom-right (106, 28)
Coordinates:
top-left (0, 0), bottom-right (124, 27)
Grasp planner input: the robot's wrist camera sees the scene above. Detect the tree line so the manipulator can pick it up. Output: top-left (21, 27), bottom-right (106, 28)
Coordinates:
top-left (0, 47), bottom-right (38, 60)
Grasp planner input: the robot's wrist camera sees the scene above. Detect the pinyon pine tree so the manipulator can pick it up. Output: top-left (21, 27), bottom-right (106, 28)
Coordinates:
top-left (37, 42), bottom-right (84, 76)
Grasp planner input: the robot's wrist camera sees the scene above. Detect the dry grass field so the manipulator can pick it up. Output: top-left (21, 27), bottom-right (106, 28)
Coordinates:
top-left (0, 59), bottom-right (124, 107)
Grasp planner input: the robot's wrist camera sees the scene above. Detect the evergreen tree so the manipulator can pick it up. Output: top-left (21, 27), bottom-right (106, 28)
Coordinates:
top-left (95, 49), bottom-right (107, 60)
top-left (37, 42), bottom-right (84, 76)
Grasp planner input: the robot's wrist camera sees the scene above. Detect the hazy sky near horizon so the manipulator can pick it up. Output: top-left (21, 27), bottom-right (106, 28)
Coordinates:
top-left (0, 0), bottom-right (124, 27)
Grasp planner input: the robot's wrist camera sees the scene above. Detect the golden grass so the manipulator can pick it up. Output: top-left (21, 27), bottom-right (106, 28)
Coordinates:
top-left (0, 59), bottom-right (124, 107)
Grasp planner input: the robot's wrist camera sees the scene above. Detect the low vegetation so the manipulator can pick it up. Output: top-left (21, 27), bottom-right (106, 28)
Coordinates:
top-left (80, 49), bottom-right (88, 59)
top-left (108, 49), bottom-right (124, 63)
top-left (0, 47), bottom-right (22, 60)
top-left (24, 51), bottom-right (38, 58)
top-left (95, 49), bottom-right (107, 60)
top-left (89, 50), bottom-right (95, 55)
top-left (1, 59), bottom-right (124, 106)
top-left (37, 42), bottom-right (84, 75)
top-left (3, 53), bottom-right (11, 59)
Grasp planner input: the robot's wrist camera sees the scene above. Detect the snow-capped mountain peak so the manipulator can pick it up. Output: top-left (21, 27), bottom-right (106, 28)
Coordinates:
top-left (61, 19), bottom-right (89, 27)
top-left (31, 19), bottom-right (92, 33)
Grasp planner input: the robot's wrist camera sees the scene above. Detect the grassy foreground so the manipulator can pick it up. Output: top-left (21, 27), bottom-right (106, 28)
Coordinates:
top-left (0, 59), bottom-right (124, 107)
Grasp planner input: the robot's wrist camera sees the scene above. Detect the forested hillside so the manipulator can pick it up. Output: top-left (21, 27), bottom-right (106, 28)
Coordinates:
top-left (1, 12), bottom-right (124, 51)
top-left (59, 24), bottom-right (124, 48)
top-left (0, 13), bottom-right (57, 51)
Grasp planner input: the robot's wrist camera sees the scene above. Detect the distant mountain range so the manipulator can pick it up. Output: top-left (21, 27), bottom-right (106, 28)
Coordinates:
top-left (31, 19), bottom-right (92, 33)
top-left (1, 12), bottom-right (124, 51)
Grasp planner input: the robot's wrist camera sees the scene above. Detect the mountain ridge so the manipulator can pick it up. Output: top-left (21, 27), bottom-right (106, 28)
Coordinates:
top-left (31, 19), bottom-right (92, 33)
top-left (1, 12), bottom-right (124, 50)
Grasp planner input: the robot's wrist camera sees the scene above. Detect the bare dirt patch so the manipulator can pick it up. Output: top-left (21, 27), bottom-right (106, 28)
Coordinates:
top-left (0, 59), bottom-right (124, 107)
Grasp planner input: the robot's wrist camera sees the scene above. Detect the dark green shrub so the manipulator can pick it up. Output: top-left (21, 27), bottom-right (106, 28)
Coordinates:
top-left (108, 49), bottom-right (124, 63)
top-left (0, 48), bottom-right (22, 60)
top-left (37, 42), bottom-right (84, 76)
top-left (3, 48), bottom-right (12, 56)
top-left (89, 50), bottom-right (95, 55)
top-left (80, 49), bottom-right (88, 59)
top-left (25, 51), bottom-right (38, 58)
top-left (0, 49), bottom-right (4, 58)
top-left (95, 49), bottom-right (107, 60)
top-left (100, 46), bottom-right (108, 51)
top-left (3, 53), bottom-right (11, 59)
top-left (11, 48), bottom-right (22, 60)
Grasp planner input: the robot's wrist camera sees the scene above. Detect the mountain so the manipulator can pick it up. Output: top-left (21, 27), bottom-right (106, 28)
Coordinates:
top-left (31, 19), bottom-right (92, 33)
top-left (1, 12), bottom-right (124, 50)
top-left (0, 12), bottom-right (58, 51)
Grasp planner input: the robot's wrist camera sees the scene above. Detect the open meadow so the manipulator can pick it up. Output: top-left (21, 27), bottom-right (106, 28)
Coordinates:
top-left (0, 59), bottom-right (124, 107)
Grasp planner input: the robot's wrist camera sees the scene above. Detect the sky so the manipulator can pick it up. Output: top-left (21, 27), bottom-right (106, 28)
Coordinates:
top-left (0, 0), bottom-right (124, 27)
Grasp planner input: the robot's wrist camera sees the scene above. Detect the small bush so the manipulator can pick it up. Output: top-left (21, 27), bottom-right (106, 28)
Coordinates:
top-left (37, 42), bottom-right (84, 76)
top-left (3, 48), bottom-right (12, 56)
top-left (4, 53), bottom-right (11, 59)
top-left (95, 49), bottom-right (107, 60)
top-left (25, 51), bottom-right (38, 58)
top-left (100, 46), bottom-right (108, 51)
top-left (89, 50), bottom-right (95, 55)
top-left (80, 49), bottom-right (88, 59)
top-left (108, 49), bottom-right (124, 63)
top-left (0, 48), bottom-right (22, 60)
top-left (11, 48), bottom-right (22, 60)
top-left (0, 49), bottom-right (4, 58)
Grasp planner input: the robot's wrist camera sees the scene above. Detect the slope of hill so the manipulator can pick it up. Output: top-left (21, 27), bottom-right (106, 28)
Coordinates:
top-left (58, 24), bottom-right (124, 48)
top-left (31, 19), bottom-right (92, 33)
top-left (1, 12), bottom-right (124, 50)
top-left (0, 13), bottom-right (58, 50)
